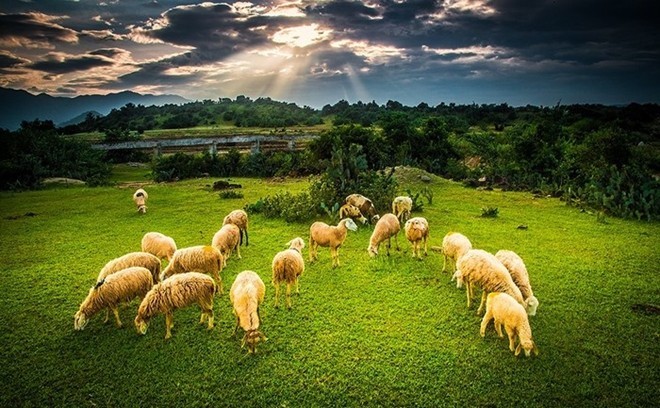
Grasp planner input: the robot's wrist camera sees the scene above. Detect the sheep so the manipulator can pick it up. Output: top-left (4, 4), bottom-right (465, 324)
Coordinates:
top-left (392, 196), bottom-right (413, 223)
top-left (454, 249), bottom-right (525, 315)
top-left (480, 292), bottom-right (539, 357)
top-left (211, 223), bottom-right (241, 267)
top-left (495, 250), bottom-right (540, 316)
top-left (345, 193), bottom-right (380, 224)
top-left (98, 251), bottom-right (162, 284)
top-left (133, 188), bottom-right (148, 214)
top-left (141, 232), bottom-right (177, 262)
top-left (134, 272), bottom-right (216, 340)
top-left (272, 237), bottom-right (305, 309)
top-left (223, 209), bottom-right (249, 246)
top-left (160, 245), bottom-right (225, 294)
top-left (309, 218), bottom-right (358, 268)
top-left (339, 203), bottom-right (367, 224)
top-left (74, 266), bottom-right (153, 331)
top-left (230, 270), bottom-right (267, 353)
top-left (367, 213), bottom-right (401, 257)
top-left (441, 232), bottom-right (473, 276)
top-left (404, 216), bottom-right (429, 259)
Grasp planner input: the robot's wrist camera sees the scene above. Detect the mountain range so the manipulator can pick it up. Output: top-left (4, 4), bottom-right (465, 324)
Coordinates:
top-left (0, 88), bottom-right (188, 130)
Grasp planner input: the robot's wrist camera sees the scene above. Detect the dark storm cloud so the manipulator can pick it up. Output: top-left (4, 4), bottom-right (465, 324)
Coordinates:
top-left (0, 12), bottom-right (78, 47)
top-left (0, 52), bottom-right (29, 68)
top-left (29, 53), bottom-right (116, 74)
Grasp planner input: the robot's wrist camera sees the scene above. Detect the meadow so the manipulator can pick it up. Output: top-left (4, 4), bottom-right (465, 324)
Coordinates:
top-left (0, 168), bottom-right (658, 407)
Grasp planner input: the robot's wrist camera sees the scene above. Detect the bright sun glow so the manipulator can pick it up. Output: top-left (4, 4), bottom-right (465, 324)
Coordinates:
top-left (271, 24), bottom-right (330, 48)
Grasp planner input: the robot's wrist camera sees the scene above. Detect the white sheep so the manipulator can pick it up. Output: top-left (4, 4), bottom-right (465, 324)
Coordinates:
top-left (133, 188), bottom-right (148, 214)
top-left (272, 237), bottom-right (305, 309)
top-left (392, 196), bottom-right (413, 223)
top-left (134, 272), bottom-right (216, 340)
top-left (339, 203), bottom-right (367, 224)
top-left (345, 193), bottom-right (380, 224)
top-left (230, 270), bottom-right (267, 354)
top-left (211, 223), bottom-right (241, 267)
top-left (454, 249), bottom-right (525, 315)
top-left (404, 216), bottom-right (429, 259)
top-left (74, 266), bottom-right (154, 331)
top-left (309, 218), bottom-right (358, 268)
top-left (160, 245), bottom-right (225, 294)
top-left (495, 250), bottom-right (540, 316)
top-left (480, 292), bottom-right (539, 357)
top-left (441, 232), bottom-right (473, 276)
top-left (98, 251), bottom-right (162, 284)
top-left (223, 209), bottom-right (249, 246)
top-left (141, 232), bottom-right (177, 262)
top-left (367, 213), bottom-right (401, 257)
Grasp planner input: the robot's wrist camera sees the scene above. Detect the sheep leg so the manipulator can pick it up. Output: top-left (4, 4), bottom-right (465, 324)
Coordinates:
top-left (112, 307), bottom-right (122, 327)
top-left (213, 270), bottom-right (224, 295)
top-left (205, 308), bottom-right (214, 330)
top-left (103, 309), bottom-right (110, 323)
top-left (331, 247), bottom-right (339, 268)
top-left (480, 310), bottom-right (493, 337)
top-left (286, 283), bottom-right (292, 309)
top-left (235, 242), bottom-right (241, 259)
top-left (466, 282), bottom-right (472, 308)
top-left (507, 326), bottom-right (517, 351)
top-left (244, 229), bottom-right (249, 246)
top-left (165, 313), bottom-right (173, 339)
top-left (232, 313), bottom-right (240, 336)
top-left (295, 278), bottom-right (300, 294)
top-left (274, 284), bottom-right (281, 308)
top-left (386, 238), bottom-right (391, 256)
top-left (423, 237), bottom-right (428, 256)
top-left (394, 234), bottom-right (400, 251)
top-left (477, 291), bottom-right (487, 315)
top-left (494, 320), bottom-right (504, 338)
top-left (442, 255), bottom-right (448, 273)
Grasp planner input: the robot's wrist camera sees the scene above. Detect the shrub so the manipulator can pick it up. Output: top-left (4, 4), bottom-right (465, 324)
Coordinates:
top-left (481, 207), bottom-right (499, 218)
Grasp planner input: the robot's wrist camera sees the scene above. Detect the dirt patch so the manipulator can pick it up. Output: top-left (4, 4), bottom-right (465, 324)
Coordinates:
top-left (384, 166), bottom-right (439, 185)
top-left (43, 177), bottom-right (86, 186)
top-left (631, 304), bottom-right (660, 315)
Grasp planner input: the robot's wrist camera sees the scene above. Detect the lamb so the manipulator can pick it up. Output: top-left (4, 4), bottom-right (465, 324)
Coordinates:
top-left (309, 218), bottom-right (358, 268)
top-left (133, 188), bottom-right (148, 214)
top-left (404, 217), bottom-right (429, 258)
top-left (441, 232), bottom-right (473, 276)
top-left (495, 250), bottom-right (540, 316)
top-left (272, 237), bottom-right (305, 309)
top-left (480, 292), bottom-right (539, 357)
top-left (454, 249), bottom-right (525, 315)
top-left (339, 203), bottom-right (367, 224)
top-left (141, 232), bottom-right (177, 262)
top-left (74, 266), bottom-right (154, 331)
top-left (345, 193), bottom-right (380, 224)
top-left (230, 270), bottom-right (267, 353)
top-left (223, 209), bottom-right (249, 246)
top-left (367, 213), bottom-right (401, 257)
top-left (97, 251), bottom-right (162, 284)
top-left (134, 272), bottom-right (216, 340)
top-left (160, 245), bottom-right (225, 294)
top-left (392, 196), bottom-right (413, 223)
top-left (211, 223), bottom-right (241, 267)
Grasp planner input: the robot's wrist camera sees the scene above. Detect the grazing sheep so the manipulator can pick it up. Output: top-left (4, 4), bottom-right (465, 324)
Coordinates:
top-left (480, 292), bottom-right (539, 357)
top-left (134, 272), bottom-right (216, 340)
top-left (454, 249), bottom-right (525, 315)
top-left (392, 196), bottom-right (413, 223)
top-left (495, 250), bottom-right (540, 316)
top-left (367, 213), bottom-right (401, 257)
top-left (212, 223), bottom-right (241, 267)
top-left (404, 217), bottom-right (429, 259)
top-left (339, 203), bottom-right (367, 225)
top-left (223, 209), bottom-right (249, 246)
top-left (345, 194), bottom-right (380, 224)
top-left (309, 218), bottom-right (358, 268)
top-left (272, 237), bottom-right (305, 309)
top-left (98, 252), bottom-right (161, 284)
top-left (133, 188), bottom-right (148, 214)
top-left (141, 232), bottom-right (177, 262)
top-left (161, 245), bottom-right (225, 294)
top-left (441, 232), bottom-right (473, 276)
top-left (230, 270), bottom-right (267, 354)
top-left (74, 267), bottom-right (153, 331)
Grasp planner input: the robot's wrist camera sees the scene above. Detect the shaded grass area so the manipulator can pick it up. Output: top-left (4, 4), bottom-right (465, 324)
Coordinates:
top-left (0, 175), bottom-right (658, 407)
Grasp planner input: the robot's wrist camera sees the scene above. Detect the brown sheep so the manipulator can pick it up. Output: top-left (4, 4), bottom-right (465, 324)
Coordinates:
top-left (230, 270), bottom-right (267, 353)
top-left (404, 216), bottom-right (429, 259)
top-left (272, 237), bottom-right (305, 308)
top-left (367, 213), bottom-right (401, 257)
top-left (345, 194), bottom-right (380, 224)
top-left (223, 209), bottom-right (249, 246)
top-left (161, 245), bottom-right (225, 294)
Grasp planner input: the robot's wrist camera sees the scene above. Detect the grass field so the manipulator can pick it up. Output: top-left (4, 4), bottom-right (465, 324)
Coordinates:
top-left (0, 170), bottom-right (658, 407)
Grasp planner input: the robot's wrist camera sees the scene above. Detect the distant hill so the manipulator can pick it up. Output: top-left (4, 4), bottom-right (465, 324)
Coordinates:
top-left (57, 110), bottom-right (102, 127)
top-left (0, 88), bottom-right (188, 130)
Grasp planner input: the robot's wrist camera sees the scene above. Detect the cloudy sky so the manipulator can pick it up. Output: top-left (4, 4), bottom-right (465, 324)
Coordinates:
top-left (1, 0), bottom-right (658, 107)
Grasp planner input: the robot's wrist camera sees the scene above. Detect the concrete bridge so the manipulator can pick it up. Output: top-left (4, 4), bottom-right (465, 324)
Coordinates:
top-left (92, 134), bottom-right (318, 155)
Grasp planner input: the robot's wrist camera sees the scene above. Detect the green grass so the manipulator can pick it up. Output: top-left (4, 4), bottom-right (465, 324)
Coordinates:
top-left (0, 173), bottom-right (658, 407)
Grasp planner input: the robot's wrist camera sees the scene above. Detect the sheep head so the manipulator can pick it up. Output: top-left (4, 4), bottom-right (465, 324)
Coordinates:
top-left (134, 316), bottom-right (149, 335)
top-left (340, 204), bottom-right (367, 224)
top-left (242, 329), bottom-right (267, 354)
top-left (137, 205), bottom-right (147, 214)
top-left (286, 237), bottom-right (305, 252)
top-left (453, 270), bottom-right (464, 287)
top-left (74, 311), bottom-right (88, 331)
top-left (525, 296), bottom-right (539, 316)
top-left (515, 339), bottom-right (539, 357)
top-left (370, 214), bottom-right (380, 223)
top-left (367, 245), bottom-right (378, 258)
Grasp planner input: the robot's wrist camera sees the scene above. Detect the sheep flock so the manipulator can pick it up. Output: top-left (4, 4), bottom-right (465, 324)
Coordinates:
top-left (75, 190), bottom-right (541, 358)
